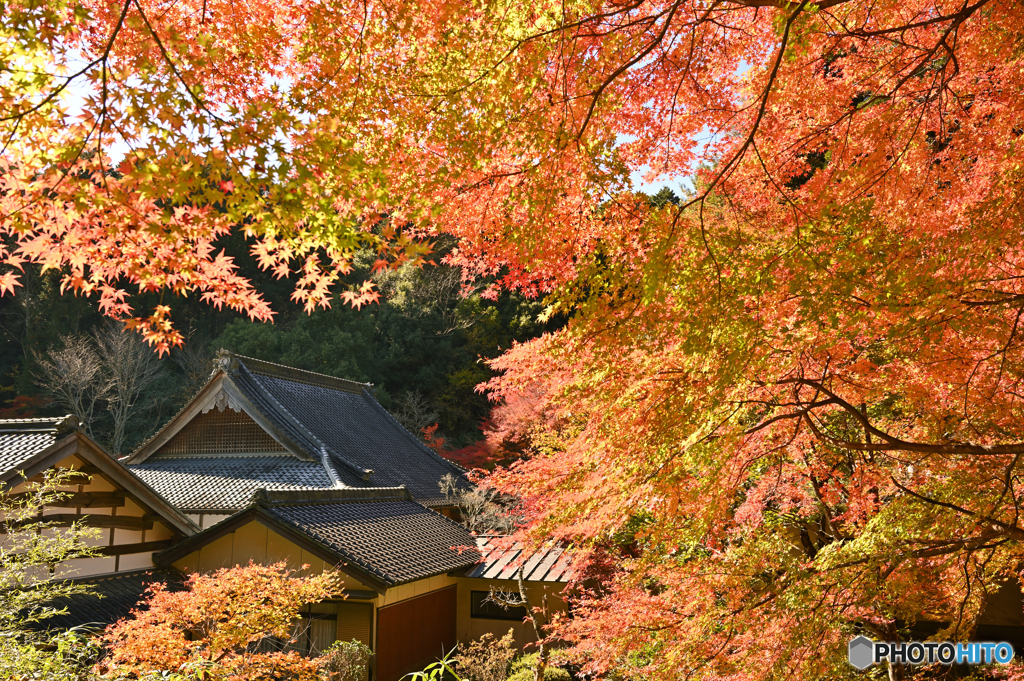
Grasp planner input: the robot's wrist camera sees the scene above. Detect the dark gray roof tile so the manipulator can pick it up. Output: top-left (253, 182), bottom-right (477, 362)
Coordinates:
top-left (236, 358), bottom-right (466, 506)
top-left (0, 416), bottom-right (76, 481)
top-left (31, 568), bottom-right (185, 631)
top-left (128, 456), bottom-right (334, 511)
top-left (130, 353), bottom-right (470, 512)
top-left (259, 488), bottom-right (479, 585)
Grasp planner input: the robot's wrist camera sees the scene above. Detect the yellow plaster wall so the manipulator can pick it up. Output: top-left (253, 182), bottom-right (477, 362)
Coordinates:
top-left (149, 522), bottom-right (175, 542)
top-left (196, 532), bottom-right (234, 569)
top-left (4, 453), bottom-right (185, 579)
top-left (375, 574), bottom-right (459, 608)
top-left (299, 549), bottom-right (327, 576)
top-left (198, 514), bottom-right (231, 529)
top-left (231, 520), bottom-right (268, 565)
top-left (170, 519), bottom-right (373, 593)
top-left (173, 550), bottom-right (199, 575)
top-left (55, 556), bottom-right (116, 578)
top-left (454, 577), bottom-right (569, 650)
top-left (119, 551), bottom-right (156, 571)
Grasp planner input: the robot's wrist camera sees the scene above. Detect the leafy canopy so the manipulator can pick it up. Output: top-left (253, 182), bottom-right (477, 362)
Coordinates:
top-left (99, 562), bottom-right (340, 681)
top-left (6, 0), bottom-right (1024, 677)
top-left (0, 469), bottom-right (102, 680)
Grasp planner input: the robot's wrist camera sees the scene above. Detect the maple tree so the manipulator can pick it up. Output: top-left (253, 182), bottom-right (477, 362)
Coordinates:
top-left (7, 0), bottom-right (1024, 677)
top-left (415, 0), bottom-right (1024, 679)
top-left (99, 562), bottom-right (339, 681)
top-left (2, 0), bottom-right (435, 353)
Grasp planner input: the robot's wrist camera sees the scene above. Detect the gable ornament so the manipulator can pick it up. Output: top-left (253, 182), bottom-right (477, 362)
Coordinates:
top-left (201, 389), bottom-right (241, 414)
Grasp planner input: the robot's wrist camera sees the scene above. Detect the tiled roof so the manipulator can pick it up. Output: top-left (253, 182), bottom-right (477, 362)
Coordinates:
top-left (256, 488), bottom-right (480, 586)
top-left (463, 536), bottom-right (574, 583)
top-left (128, 455), bottom-right (334, 512)
top-left (234, 357), bottom-right (467, 506)
top-left (31, 568), bottom-right (185, 631)
top-left (129, 352), bottom-right (470, 512)
top-left (0, 416), bottom-right (76, 481)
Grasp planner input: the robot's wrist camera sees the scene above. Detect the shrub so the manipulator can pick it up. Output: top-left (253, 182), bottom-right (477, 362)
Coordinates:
top-left (99, 562), bottom-right (339, 681)
top-left (0, 469), bottom-right (102, 681)
top-left (319, 639), bottom-right (373, 681)
top-left (506, 654), bottom-right (570, 681)
top-left (453, 629), bottom-right (516, 681)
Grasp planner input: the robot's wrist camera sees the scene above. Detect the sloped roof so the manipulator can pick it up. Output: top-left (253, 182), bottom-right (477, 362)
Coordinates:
top-left (0, 415), bottom-right (78, 481)
top-left (32, 568), bottom-right (185, 631)
top-left (129, 352), bottom-right (468, 509)
top-left (157, 488), bottom-right (481, 589)
top-left (261, 489), bottom-right (479, 586)
top-left (128, 455), bottom-right (337, 512)
top-left (463, 536), bottom-right (574, 583)
top-left (234, 357), bottom-right (466, 505)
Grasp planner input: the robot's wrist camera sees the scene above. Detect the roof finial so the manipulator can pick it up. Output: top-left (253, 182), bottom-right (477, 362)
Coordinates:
top-left (213, 349), bottom-right (240, 377)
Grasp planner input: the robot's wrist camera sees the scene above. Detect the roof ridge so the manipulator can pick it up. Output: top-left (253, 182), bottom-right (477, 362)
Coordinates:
top-left (237, 364), bottom-right (372, 481)
top-left (252, 487), bottom-right (412, 506)
top-left (0, 415), bottom-right (72, 424)
top-left (0, 414), bottom-right (78, 433)
top-left (233, 353), bottom-right (372, 394)
top-left (319, 446), bottom-right (345, 489)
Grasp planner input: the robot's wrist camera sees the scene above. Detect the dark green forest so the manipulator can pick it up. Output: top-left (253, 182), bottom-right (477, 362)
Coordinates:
top-left (0, 232), bottom-right (560, 456)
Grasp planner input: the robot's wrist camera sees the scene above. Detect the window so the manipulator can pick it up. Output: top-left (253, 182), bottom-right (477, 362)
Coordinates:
top-left (257, 609), bottom-right (338, 657)
top-left (308, 615), bottom-right (337, 656)
top-left (470, 590), bottom-right (527, 621)
top-left (335, 602), bottom-right (373, 648)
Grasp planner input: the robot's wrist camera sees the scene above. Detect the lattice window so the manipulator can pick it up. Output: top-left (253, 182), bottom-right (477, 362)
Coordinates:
top-left (159, 408), bottom-right (287, 455)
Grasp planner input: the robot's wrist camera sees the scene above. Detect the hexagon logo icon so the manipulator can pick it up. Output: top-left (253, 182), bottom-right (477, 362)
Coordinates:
top-left (848, 636), bottom-right (875, 670)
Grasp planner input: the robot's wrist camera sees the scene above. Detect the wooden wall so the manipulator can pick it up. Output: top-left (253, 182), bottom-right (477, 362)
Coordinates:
top-left (5, 452), bottom-right (180, 579)
top-left (376, 585), bottom-right (458, 681)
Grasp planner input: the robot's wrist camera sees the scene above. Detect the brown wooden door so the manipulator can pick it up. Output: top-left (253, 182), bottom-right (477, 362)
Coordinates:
top-left (376, 585), bottom-right (457, 681)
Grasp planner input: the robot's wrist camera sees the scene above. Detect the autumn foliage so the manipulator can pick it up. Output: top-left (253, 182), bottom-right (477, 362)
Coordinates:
top-left (99, 562), bottom-right (338, 680)
top-left (2, 0), bottom-right (436, 352)
top-left (7, 0), bottom-right (1024, 678)
top-left (443, 0), bottom-right (1024, 676)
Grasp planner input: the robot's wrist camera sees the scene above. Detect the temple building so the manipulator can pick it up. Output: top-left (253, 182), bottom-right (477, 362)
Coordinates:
top-left (0, 353), bottom-right (572, 681)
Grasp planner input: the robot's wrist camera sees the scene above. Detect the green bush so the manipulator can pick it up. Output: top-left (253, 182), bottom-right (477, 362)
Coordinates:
top-left (319, 639), bottom-right (373, 681)
top-left (505, 654), bottom-right (570, 681)
top-left (453, 630), bottom-right (516, 681)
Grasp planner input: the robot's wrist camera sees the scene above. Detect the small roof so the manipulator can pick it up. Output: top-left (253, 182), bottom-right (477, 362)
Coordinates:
top-left (463, 536), bottom-right (574, 583)
top-left (0, 415), bottom-right (78, 481)
top-left (157, 487), bottom-right (480, 591)
top-left (31, 568), bottom-right (185, 631)
top-left (129, 352), bottom-right (468, 509)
